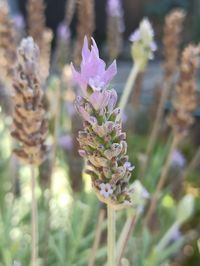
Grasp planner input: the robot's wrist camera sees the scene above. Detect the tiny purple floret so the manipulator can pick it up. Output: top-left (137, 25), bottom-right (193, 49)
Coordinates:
top-left (99, 183), bottom-right (113, 198)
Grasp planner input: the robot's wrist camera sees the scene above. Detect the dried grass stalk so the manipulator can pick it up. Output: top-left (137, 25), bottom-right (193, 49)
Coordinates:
top-left (27, 0), bottom-right (46, 50)
top-left (74, 0), bottom-right (95, 65)
top-left (107, 16), bottom-right (123, 60)
top-left (142, 10), bottom-right (186, 175)
top-left (168, 45), bottom-right (200, 136)
top-left (163, 9), bottom-right (186, 78)
top-left (65, 0), bottom-right (77, 26)
top-left (40, 28), bottom-right (53, 82)
top-left (144, 45), bottom-right (200, 226)
top-left (0, 3), bottom-right (17, 84)
top-left (11, 37), bottom-right (48, 166)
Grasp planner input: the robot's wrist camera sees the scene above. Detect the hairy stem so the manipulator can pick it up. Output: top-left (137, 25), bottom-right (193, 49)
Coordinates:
top-left (107, 205), bottom-right (116, 266)
top-left (31, 166), bottom-right (38, 266)
top-left (88, 207), bottom-right (106, 266)
top-left (144, 134), bottom-right (180, 226)
top-left (119, 63), bottom-right (140, 111)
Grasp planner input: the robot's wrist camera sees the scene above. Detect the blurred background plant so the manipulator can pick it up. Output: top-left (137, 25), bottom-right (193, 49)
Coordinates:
top-left (0, 0), bottom-right (199, 265)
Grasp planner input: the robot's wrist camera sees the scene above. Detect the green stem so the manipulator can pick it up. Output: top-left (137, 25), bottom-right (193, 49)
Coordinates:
top-left (144, 134), bottom-right (180, 226)
top-left (88, 208), bottom-right (106, 266)
top-left (119, 63), bottom-right (140, 111)
top-left (31, 166), bottom-right (38, 266)
top-left (142, 77), bottom-right (173, 176)
top-left (107, 205), bottom-right (116, 266)
top-left (156, 222), bottom-right (179, 252)
top-left (116, 213), bottom-right (138, 266)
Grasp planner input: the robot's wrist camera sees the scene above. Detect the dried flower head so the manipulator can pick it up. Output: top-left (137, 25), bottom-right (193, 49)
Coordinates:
top-left (0, 3), bottom-right (17, 84)
top-left (27, 0), bottom-right (46, 50)
top-left (40, 28), bottom-right (53, 82)
top-left (106, 0), bottom-right (124, 60)
top-left (11, 37), bottom-right (48, 166)
top-left (107, 0), bottom-right (124, 18)
top-left (65, 0), bottom-right (77, 26)
top-left (129, 18), bottom-right (156, 70)
top-left (74, 0), bottom-right (95, 65)
top-left (168, 45), bottom-right (200, 136)
top-left (72, 37), bottom-right (134, 209)
top-left (163, 9), bottom-right (185, 78)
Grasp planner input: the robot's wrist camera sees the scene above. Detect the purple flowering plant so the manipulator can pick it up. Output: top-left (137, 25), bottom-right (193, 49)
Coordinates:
top-left (130, 18), bottom-right (157, 69)
top-left (71, 37), bottom-right (135, 209)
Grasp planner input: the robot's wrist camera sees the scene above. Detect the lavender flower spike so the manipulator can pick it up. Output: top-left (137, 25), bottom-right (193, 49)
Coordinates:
top-left (72, 36), bottom-right (134, 210)
top-left (71, 36), bottom-right (117, 95)
top-left (130, 18), bottom-right (156, 70)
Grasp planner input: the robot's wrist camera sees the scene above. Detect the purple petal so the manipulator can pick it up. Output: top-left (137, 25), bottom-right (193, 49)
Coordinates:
top-left (89, 91), bottom-right (103, 110)
top-left (82, 36), bottom-right (90, 62)
top-left (81, 49), bottom-right (102, 81)
top-left (78, 150), bottom-right (86, 157)
top-left (76, 105), bottom-right (90, 121)
top-left (150, 41), bottom-right (157, 52)
top-left (103, 60), bottom-right (117, 85)
top-left (71, 63), bottom-right (87, 91)
top-left (100, 183), bottom-right (106, 189)
top-left (107, 89), bottom-right (118, 112)
top-left (129, 30), bottom-right (141, 42)
top-left (91, 37), bottom-right (100, 57)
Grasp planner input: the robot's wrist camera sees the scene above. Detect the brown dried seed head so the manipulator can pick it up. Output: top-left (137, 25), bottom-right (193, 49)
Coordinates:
top-left (0, 3), bottom-right (17, 84)
top-left (27, 0), bottom-right (46, 51)
top-left (74, 0), bottom-right (95, 65)
top-left (65, 0), bottom-right (77, 26)
top-left (163, 9), bottom-right (186, 78)
top-left (40, 28), bottom-right (53, 82)
top-left (168, 45), bottom-right (200, 135)
top-left (107, 16), bottom-right (123, 60)
top-left (11, 37), bottom-right (48, 166)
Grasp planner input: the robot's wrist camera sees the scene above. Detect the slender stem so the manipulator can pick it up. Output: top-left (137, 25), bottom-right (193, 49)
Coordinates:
top-left (183, 146), bottom-right (200, 180)
top-left (31, 166), bottom-right (38, 266)
top-left (116, 214), bottom-right (138, 266)
top-left (43, 79), bottom-right (61, 265)
top-left (144, 134), bottom-right (180, 226)
top-left (119, 63), bottom-right (140, 112)
top-left (131, 70), bottom-right (145, 109)
top-left (88, 208), bottom-right (106, 266)
top-left (142, 77), bottom-right (173, 176)
top-left (107, 205), bottom-right (116, 266)
top-left (156, 222), bottom-right (179, 252)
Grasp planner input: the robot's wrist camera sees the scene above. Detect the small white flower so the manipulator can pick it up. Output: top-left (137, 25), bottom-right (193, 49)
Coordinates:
top-left (140, 18), bottom-right (154, 41)
top-left (129, 18), bottom-right (154, 45)
top-left (99, 183), bottom-right (113, 198)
